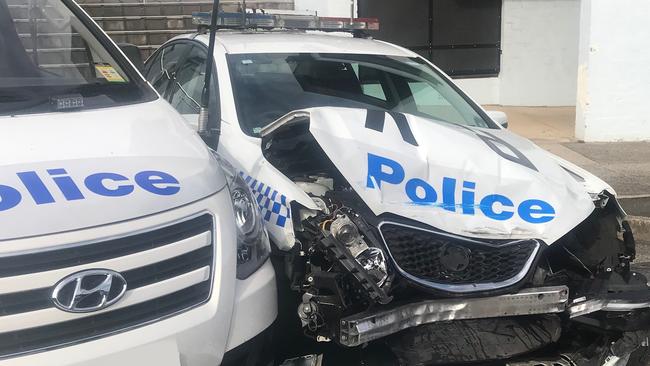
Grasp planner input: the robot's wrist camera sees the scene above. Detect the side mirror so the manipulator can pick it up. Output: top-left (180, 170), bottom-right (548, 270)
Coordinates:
top-left (118, 43), bottom-right (144, 73)
top-left (486, 110), bottom-right (508, 129)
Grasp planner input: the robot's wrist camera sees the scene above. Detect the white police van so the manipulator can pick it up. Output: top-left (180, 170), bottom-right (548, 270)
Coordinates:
top-left (0, 1), bottom-right (276, 365)
top-left (145, 8), bottom-right (650, 365)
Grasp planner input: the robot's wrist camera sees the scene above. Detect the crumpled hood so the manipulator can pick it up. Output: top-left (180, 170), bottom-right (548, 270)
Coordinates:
top-left (0, 100), bottom-right (225, 241)
top-left (305, 107), bottom-right (597, 244)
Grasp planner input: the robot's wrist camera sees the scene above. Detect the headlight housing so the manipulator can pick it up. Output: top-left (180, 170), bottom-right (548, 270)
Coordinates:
top-left (210, 150), bottom-right (271, 279)
top-left (229, 174), bottom-right (271, 280)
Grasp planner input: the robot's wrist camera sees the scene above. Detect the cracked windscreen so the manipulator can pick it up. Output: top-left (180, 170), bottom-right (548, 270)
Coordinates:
top-left (0, 0), bottom-right (155, 116)
top-left (227, 53), bottom-right (495, 136)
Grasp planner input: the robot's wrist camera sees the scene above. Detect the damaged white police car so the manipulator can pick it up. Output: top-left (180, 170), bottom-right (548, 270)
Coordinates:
top-left (144, 11), bottom-right (650, 365)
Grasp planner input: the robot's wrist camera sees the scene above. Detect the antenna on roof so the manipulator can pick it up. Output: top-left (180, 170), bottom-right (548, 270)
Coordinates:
top-left (197, 0), bottom-right (221, 148)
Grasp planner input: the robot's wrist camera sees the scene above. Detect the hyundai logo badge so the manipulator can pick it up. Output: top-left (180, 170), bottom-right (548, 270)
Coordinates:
top-left (51, 269), bottom-right (127, 313)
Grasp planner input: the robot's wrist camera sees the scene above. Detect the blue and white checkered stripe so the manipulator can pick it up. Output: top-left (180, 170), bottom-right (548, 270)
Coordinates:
top-left (241, 173), bottom-right (292, 228)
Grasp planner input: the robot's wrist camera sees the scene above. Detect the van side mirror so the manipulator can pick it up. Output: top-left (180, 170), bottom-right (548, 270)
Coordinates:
top-left (118, 43), bottom-right (144, 73)
top-left (486, 110), bottom-right (508, 129)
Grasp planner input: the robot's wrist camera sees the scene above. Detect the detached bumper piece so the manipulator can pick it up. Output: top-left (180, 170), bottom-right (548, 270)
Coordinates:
top-left (338, 286), bottom-right (569, 347)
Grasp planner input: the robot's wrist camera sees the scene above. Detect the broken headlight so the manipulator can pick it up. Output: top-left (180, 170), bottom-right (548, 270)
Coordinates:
top-left (356, 247), bottom-right (388, 287)
top-left (230, 175), bottom-right (271, 280)
top-left (330, 215), bottom-right (388, 286)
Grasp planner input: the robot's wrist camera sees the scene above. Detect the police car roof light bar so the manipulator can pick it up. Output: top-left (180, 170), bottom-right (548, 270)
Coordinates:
top-left (192, 11), bottom-right (380, 33)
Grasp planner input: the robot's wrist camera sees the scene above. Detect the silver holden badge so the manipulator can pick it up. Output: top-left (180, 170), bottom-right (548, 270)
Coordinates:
top-left (51, 269), bottom-right (127, 313)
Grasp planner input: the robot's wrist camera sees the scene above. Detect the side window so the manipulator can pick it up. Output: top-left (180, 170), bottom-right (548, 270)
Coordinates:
top-left (168, 46), bottom-right (208, 115)
top-left (144, 42), bottom-right (192, 96)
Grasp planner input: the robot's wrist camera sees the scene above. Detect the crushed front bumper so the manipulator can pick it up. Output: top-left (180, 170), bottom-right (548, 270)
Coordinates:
top-left (339, 286), bottom-right (569, 347)
top-left (339, 285), bottom-right (650, 348)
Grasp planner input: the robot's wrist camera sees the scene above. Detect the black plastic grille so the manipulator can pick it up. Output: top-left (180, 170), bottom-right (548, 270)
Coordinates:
top-left (380, 223), bottom-right (538, 286)
top-left (0, 214), bottom-right (214, 359)
top-left (0, 214), bottom-right (213, 278)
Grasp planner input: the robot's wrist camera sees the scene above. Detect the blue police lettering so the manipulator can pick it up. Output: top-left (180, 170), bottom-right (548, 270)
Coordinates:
top-left (366, 153), bottom-right (555, 224)
top-left (85, 173), bottom-right (134, 197)
top-left (17, 171), bottom-right (56, 205)
top-left (518, 199), bottom-right (555, 224)
top-left (48, 169), bottom-right (85, 201)
top-left (135, 171), bottom-right (180, 196)
top-left (0, 169), bottom-right (180, 212)
top-left (0, 185), bottom-right (22, 212)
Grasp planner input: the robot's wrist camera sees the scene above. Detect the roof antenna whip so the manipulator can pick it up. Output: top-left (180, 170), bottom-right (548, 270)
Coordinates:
top-left (198, 0), bottom-right (221, 147)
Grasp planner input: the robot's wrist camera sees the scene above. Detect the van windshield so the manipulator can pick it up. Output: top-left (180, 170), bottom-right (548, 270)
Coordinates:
top-left (227, 53), bottom-right (495, 136)
top-left (0, 0), bottom-right (155, 116)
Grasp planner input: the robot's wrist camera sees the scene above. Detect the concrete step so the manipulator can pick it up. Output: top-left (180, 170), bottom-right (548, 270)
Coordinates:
top-left (94, 15), bottom-right (193, 32)
top-left (105, 29), bottom-right (194, 46)
top-left (12, 18), bottom-right (68, 34)
top-left (621, 197), bottom-right (650, 218)
top-left (19, 32), bottom-right (85, 50)
top-left (25, 48), bottom-right (90, 65)
top-left (8, 5), bottom-right (60, 20)
top-left (79, 2), bottom-right (214, 17)
top-left (75, 0), bottom-right (294, 8)
top-left (630, 216), bottom-right (650, 264)
top-left (12, 16), bottom-right (193, 35)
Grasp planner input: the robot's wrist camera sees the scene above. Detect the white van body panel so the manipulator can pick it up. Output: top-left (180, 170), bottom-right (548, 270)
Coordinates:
top-left (0, 100), bottom-right (226, 241)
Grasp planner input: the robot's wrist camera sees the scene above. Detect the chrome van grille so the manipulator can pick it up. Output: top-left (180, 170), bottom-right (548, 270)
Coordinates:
top-left (0, 214), bottom-right (214, 359)
top-left (379, 222), bottom-right (540, 293)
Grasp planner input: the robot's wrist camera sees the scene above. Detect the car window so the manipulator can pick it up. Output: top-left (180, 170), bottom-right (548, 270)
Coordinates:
top-left (0, 0), bottom-right (156, 116)
top-left (168, 46), bottom-right (207, 115)
top-left (352, 64), bottom-right (388, 101)
top-left (227, 53), bottom-right (494, 136)
top-left (405, 80), bottom-right (466, 124)
top-left (144, 42), bottom-right (192, 97)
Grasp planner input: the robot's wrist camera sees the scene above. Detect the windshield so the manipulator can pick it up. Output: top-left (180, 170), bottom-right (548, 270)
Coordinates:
top-left (0, 0), bottom-right (155, 116)
top-left (227, 53), bottom-right (495, 136)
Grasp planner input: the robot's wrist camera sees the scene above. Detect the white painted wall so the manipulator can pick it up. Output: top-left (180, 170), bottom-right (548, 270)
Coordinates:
top-left (454, 78), bottom-right (500, 105)
top-left (293, 0), bottom-right (354, 17)
top-left (498, 0), bottom-right (580, 106)
top-left (575, 0), bottom-right (650, 141)
top-left (455, 0), bottom-right (580, 106)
